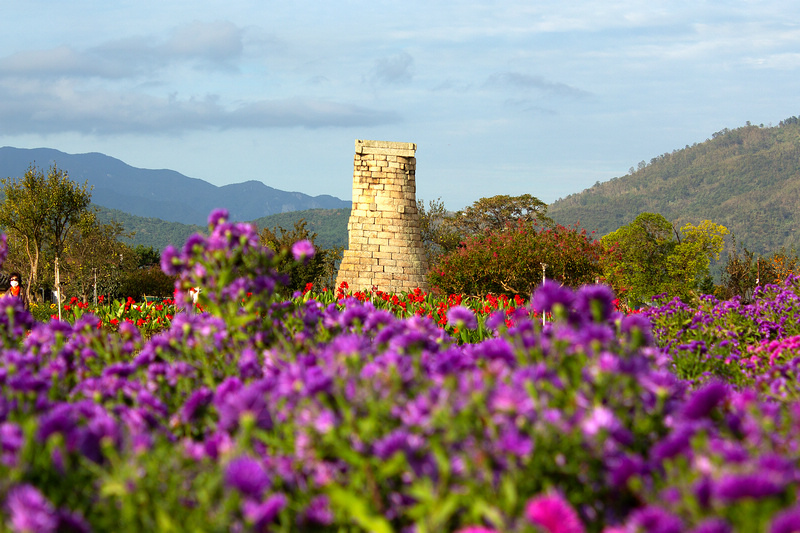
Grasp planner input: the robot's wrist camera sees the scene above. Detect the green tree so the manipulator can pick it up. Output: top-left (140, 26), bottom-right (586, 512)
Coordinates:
top-left (602, 213), bottom-right (729, 307)
top-left (417, 194), bottom-right (554, 271)
top-left (451, 194), bottom-right (553, 236)
top-left (0, 164), bottom-right (92, 303)
top-left (416, 197), bottom-right (461, 267)
top-left (718, 239), bottom-right (760, 302)
top-left (259, 219), bottom-right (327, 293)
top-left (61, 214), bottom-right (133, 303)
top-left (133, 245), bottom-right (161, 268)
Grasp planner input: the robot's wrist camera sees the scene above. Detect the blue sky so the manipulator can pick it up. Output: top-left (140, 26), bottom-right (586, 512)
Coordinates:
top-left (1, 1), bottom-right (798, 211)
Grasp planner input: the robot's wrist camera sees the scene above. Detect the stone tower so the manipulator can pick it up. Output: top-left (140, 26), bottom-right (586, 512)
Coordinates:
top-left (335, 140), bottom-right (429, 293)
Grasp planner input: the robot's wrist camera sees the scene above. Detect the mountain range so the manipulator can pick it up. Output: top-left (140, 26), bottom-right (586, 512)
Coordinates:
top-left (4, 117), bottom-right (800, 260)
top-left (0, 147), bottom-right (350, 226)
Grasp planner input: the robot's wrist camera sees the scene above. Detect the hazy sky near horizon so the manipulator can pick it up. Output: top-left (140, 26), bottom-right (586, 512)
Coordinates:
top-left (1, 1), bottom-right (798, 210)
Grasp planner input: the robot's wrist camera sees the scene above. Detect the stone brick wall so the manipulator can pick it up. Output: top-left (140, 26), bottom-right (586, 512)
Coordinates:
top-left (335, 140), bottom-right (429, 292)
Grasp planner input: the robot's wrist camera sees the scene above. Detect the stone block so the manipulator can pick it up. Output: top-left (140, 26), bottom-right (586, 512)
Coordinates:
top-left (355, 139), bottom-right (417, 158)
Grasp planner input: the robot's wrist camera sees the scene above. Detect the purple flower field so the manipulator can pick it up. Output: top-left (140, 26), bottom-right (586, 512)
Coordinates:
top-left (1, 210), bottom-right (800, 532)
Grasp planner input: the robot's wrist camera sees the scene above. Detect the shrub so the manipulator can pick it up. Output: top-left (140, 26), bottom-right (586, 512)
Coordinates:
top-left (429, 221), bottom-right (605, 296)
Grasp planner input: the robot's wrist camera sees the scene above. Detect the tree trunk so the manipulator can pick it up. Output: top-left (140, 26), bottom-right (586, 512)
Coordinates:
top-left (22, 234), bottom-right (40, 304)
top-left (55, 256), bottom-right (62, 321)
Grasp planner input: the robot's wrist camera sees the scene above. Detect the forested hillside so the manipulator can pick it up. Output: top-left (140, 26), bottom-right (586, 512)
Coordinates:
top-left (96, 206), bottom-right (351, 252)
top-left (250, 208), bottom-right (350, 249)
top-left (94, 206), bottom-right (203, 251)
top-left (548, 118), bottom-right (800, 255)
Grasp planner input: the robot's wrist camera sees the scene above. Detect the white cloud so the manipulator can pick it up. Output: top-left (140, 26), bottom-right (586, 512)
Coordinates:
top-left (0, 21), bottom-right (247, 81)
top-left (370, 52), bottom-right (414, 85)
top-left (485, 72), bottom-right (591, 99)
top-left (0, 80), bottom-right (399, 134)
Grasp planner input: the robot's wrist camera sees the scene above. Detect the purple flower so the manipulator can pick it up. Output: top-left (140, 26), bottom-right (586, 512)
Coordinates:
top-left (682, 381), bottom-right (728, 420)
top-left (498, 427), bottom-right (533, 457)
top-left (225, 456), bottom-right (270, 498)
top-left (238, 348), bottom-right (262, 380)
top-left (182, 232), bottom-right (207, 255)
top-left (6, 484), bottom-right (58, 533)
top-left (620, 313), bottom-right (654, 345)
top-left (373, 430), bottom-right (412, 460)
top-left (160, 245), bottom-right (180, 276)
top-left (770, 505), bottom-right (800, 533)
top-left (55, 509), bottom-right (91, 533)
top-left (532, 280), bottom-right (575, 315)
top-left (651, 424), bottom-right (694, 462)
top-left (525, 492), bottom-right (585, 533)
top-left (0, 296), bottom-right (35, 340)
top-left (242, 493), bottom-right (287, 528)
top-left (714, 472), bottom-right (784, 501)
top-left (216, 383), bottom-right (273, 433)
top-left (694, 476), bottom-right (713, 508)
top-left (626, 506), bottom-right (683, 533)
top-left (302, 495), bottom-right (333, 525)
top-left (455, 528), bottom-right (499, 533)
top-left (208, 208), bottom-right (229, 228)
top-left (574, 284), bottom-right (616, 322)
top-left (181, 387), bottom-right (213, 423)
top-left (1, 422), bottom-right (24, 467)
top-left (446, 306), bottom-right (478, 330)
top-left (291, 240), bottom-right (315, 263)
top-left (607, 454), bottom-right (646, 489)
top-left (472, 337), bottom-right (515, 365)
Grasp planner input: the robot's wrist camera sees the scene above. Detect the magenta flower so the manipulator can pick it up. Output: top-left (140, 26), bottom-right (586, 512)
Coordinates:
top-left (1, 422), bottom-right (24, 467)
top-left (208, 208), bottom-right (229, 228)
top-left (242, 493), bottom-right (287, 529)
top-left (5, 484), bottom-right (58, 533)
top-left (225, 456), bottom-right (270, 498)
top-left (455, 528), bottom-right (499, 533)
top-left (302, 495), bottom-right (334, 525)
top-left (525, 492), bottom-right (585, 533)
top-left (770, 505), bottom-right (800, 533)
top-left (291, 239), bottom-right (316, 263)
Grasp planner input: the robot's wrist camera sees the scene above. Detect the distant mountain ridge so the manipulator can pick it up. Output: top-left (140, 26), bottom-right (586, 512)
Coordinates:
top-left (548, 118), bottom-right (800, 256)
top-left (0, 147), bottom-right (351, 226)
top-left (93, 205), bottom-right (350, 253)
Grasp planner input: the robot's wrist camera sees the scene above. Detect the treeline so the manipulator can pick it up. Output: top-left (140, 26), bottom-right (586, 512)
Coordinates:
top-left (548, 117), bottom-right (800, 256)
top-left (0, 165), bottom-right (176, 304)
top-left (417, 196), bottom-right (739, 308)
top-left (0, 164), bottom-right (349, 303)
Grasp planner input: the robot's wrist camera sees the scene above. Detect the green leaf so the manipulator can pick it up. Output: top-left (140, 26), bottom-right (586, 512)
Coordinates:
top-left (327, 486), bottom-right (394, 533)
